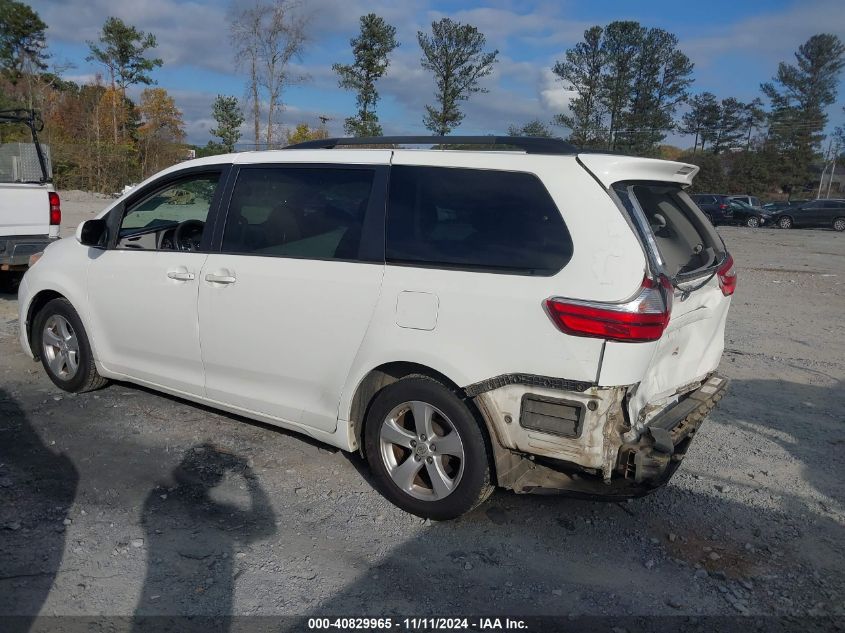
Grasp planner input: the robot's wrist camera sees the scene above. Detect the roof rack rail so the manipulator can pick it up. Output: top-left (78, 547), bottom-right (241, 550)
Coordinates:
top-left (284, 135), bottom-right (578, 155)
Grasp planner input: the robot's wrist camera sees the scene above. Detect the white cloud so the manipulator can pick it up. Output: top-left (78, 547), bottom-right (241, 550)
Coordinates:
top-left (681, 0), bottom-right (845, 67)
top-left (539, 67), bottom-right (575, 114)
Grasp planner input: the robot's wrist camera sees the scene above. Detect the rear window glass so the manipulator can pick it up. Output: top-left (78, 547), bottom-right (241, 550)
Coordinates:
top-left (386, 166), bottom-right (572, 275)
top-left (615, 183), bottom-right (723, 278)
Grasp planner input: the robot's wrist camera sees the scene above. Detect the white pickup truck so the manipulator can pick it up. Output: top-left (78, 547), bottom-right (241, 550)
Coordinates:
top-left (0, 109), bottom-right (60, 289)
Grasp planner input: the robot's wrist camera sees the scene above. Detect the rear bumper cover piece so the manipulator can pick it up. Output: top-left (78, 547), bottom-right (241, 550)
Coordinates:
top-left (483, 372), bottom-right (729, 498)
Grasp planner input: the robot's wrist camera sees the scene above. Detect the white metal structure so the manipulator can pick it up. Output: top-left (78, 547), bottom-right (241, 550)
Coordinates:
top-left (18, 137), bottom-right (734, 519)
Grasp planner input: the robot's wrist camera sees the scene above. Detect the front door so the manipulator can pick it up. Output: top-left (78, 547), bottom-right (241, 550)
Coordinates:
top-left (197, 161), bottom-right (388, 432)
top-left (87, 170), bottom-right (224, 396)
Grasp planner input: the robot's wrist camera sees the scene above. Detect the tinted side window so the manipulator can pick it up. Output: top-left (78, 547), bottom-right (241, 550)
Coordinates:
top-left (386, 166), bottom-right (572, 275)
top-left (222, 167), bottom-right (375, 261)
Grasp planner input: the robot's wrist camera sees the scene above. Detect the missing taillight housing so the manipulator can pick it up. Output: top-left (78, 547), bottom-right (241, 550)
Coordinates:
top-left (545, 275), bottom-right (673, 343)
top-left (717, 254), bottom-right (737, 296)
top-left (48, 192), bottom-right (61, 226)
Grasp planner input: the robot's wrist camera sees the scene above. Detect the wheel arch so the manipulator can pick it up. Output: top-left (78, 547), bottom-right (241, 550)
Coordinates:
top-left (347, 362), bottom-right (496, 470)
top-left (25, 289), bottom-right (67, 359)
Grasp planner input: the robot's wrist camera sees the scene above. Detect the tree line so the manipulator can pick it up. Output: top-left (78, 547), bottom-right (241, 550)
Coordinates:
top-left (2, 0), bottom-right (844, 198)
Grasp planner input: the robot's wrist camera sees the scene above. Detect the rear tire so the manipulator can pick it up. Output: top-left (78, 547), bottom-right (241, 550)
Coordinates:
top-left (363, 376), bottom-right (494, 520)
top-left (778, 216), bottom-right (793, 229)
top-left (833, 217), bottom-right (845, 232)
top-left (34, 298), bottom-right (107, 393)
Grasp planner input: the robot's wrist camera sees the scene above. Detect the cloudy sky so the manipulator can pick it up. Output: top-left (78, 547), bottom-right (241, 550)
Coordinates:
top-left (27, 0), bottom-right (845, 147)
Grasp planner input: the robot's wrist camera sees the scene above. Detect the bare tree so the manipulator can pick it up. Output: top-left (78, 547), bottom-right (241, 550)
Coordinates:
top-left (230, 1), bottom-right (308, 148)
top-left (230, 3), bottom-right (264, 147)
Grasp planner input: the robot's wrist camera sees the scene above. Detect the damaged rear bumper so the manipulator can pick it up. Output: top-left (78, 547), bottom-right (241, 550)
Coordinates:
top-left (474, 372), bottom-right (729, 498)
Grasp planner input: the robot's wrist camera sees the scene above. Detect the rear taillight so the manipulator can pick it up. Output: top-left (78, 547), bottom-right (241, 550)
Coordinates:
top-left (545, 276), bottom-right (673, 343)
top-left (49, 192), bottom-right (61, 226)
top-left (717, 254), bottom-right (737, 296)
top-left (718, 203), bottom-right (728, 210)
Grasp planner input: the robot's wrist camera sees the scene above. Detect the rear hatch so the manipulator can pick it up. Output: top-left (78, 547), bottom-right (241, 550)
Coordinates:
top-left (578, 154), bottom-right (734, 427)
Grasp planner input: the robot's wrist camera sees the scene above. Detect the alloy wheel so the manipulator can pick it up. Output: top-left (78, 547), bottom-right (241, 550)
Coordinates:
top-left (378, 400), bottom-right (465, 501)
top-left (42, 314), bottom-right (80, 380)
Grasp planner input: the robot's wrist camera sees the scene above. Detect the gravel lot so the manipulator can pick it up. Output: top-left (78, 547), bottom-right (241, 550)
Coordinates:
top-left (0, 192), bottom-right (843, 622)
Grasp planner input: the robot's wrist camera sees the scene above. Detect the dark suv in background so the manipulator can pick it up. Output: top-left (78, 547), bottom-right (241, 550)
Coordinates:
top-left (691, 194), bottom-right (771, 227)
top-left (690, 194), bottom-right (734, 225)
top-left (770, 199), bottom-right (845, 231)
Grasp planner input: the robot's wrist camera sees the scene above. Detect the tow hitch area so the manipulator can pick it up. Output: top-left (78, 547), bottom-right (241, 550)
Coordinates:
top-left (488, 373), bottom-right (729, 498)
top-left (619, 373), bottom-right (729, 485)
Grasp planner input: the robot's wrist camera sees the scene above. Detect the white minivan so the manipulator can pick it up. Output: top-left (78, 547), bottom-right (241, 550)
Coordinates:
top-left (18, 136), bottom-right (734, 519)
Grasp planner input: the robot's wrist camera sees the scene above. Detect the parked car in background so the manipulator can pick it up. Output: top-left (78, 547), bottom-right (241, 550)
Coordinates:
top-left (771, 199), bottom-right (845, 231)
top-left (17, 135), bottom-right (734, 519)
top-left (690, 194), bottom-right (769, 227)
top-left (762, 199), bottom-right (809, 212)
top-left (727, 199), bottom-right (772, 228)
top-left (690, 194), bottom-right (734, 225)
top-left (728, 195), bottom-right (762, 207)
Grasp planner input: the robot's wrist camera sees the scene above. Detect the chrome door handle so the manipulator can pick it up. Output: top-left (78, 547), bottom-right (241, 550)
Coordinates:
top-left (167, 270), bottom-right (195, 281)
top-left (205, 273), bottom-right (236, 284)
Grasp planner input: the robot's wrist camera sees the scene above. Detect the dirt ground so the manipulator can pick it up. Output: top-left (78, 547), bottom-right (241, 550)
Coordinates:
top-left (0, 191), bottom-right (843, 622)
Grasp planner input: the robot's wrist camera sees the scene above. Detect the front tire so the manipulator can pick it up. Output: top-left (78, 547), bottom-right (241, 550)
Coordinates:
top-left (35, 298), bottom-right (107, 393)
top-left (778, 216), bottom-right (793, 229)
top-left (363, 376), bottom-right (494, 520)
top-left (833, 217), bottom-right (845, 232)
top-left (746, 216), bottom-right (760, 228)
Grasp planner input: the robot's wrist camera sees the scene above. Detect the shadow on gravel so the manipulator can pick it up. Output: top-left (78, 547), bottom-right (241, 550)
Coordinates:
top-left (723, 378), bottom-right (845, 505)
top-left (0, 271), bottom-right (22, 296)
top-left (0, 388), bottom-right (79, 633)
top-left (133, 443), bottom-right (277, 632)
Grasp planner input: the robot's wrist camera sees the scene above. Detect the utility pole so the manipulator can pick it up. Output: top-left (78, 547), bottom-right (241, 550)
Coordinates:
top-left (817, 138), bottom-right (834, 199)
top-left (826, 160), bottom-right (836, 199)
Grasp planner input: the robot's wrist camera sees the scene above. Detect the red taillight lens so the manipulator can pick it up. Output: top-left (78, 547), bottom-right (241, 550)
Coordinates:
top-left (545, 276), bottom-right (673, 343)
top-left (719, 203), bottom-right (728, 210)
top-left (717, 254), bottom-right (737, 296)
top-left (49, 192), bottom-right (61, 226)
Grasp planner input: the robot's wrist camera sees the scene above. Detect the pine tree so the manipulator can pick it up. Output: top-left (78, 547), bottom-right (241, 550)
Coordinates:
top-left (418, 18), bottom-right (498, 135)
top-left (333, 14), bottom-right (398, 137)
top-left (552, 26), bottom-right (605, 147)
top-left (681, 92), bottom-right (720, 153)
top-left (208, 95), bottom-right (244, 153)
top-left (761, 33), bottom-right (845, 191)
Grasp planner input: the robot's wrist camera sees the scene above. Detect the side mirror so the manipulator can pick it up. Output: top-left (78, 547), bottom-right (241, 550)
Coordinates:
top-left (77, 219), bottom-right (108, 248)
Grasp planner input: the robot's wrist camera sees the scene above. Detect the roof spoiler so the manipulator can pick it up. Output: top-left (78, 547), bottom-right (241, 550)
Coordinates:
top-left (577, 153), bottom-right (699, 188)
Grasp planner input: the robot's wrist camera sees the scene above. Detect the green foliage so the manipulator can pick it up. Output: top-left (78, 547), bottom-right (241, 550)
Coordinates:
top-left (616, 27), bottom-right (693, 155)
top-left (418, 18), bottom-right (498, 135)
top-left (761, 33), bottom-right (845, 190)
top-left (285, 122), bottom-right (329, 145)
top-left (86, 17), bottom-right (163, 92)
top-left (0, 0), bottom-right (48, 79)
top-left (723, 149), bottom-right (778, 195)
top-left (333, 13), bottom-right (398, 137)
top-left (553, 21), bottom-right (693, 154)
top-left (680, 92), bottom-right (720, 152)
top-left (553, 25), bottom-right (605, 147)
top-left (680, 151), bottom-right (726, 193)
top-left (507, 120), bottom-right (554, 138)
top-left (209, 95), bottom-right (243, 152)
